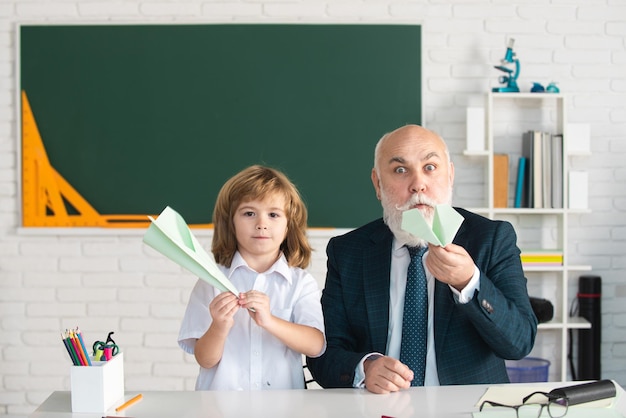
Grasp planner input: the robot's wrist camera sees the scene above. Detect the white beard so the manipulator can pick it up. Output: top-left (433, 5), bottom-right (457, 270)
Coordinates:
top-left (381, 186), bottom-right (453, 248)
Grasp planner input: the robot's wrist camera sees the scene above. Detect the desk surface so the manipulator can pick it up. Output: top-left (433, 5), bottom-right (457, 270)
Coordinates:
top-left (30, 383), bottom-right (626, 418)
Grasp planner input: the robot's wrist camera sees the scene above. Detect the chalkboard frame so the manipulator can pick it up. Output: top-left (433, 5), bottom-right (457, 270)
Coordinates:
top-left (19, 23), bottom-right (422, 229)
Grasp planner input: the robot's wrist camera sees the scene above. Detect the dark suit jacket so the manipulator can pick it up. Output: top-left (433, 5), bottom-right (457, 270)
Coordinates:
top-left (307, 208), bottom-right (537, 387)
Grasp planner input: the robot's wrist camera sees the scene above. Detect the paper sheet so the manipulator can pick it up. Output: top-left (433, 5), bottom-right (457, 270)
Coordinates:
top-left (473, 385), bottom-right (623, 418)
top-left (400, 204), bottom-right (464, 246)
top-left (142, 206), bottom-right (239, 295)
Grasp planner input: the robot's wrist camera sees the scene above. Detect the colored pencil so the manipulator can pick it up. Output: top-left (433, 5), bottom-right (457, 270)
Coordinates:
top-left (65, 330), bottom-right (83, 366)
top-left (115, 394), bottom-right (143, 412)
top-left (61, 332), bottom-right (79, 365)
top-left (68, 330), bottom-right (86, 366)
top-left (75, 327), bottom-right (92, 366)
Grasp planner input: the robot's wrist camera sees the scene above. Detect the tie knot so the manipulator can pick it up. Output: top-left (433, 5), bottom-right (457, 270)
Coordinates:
top-left (407, 246), bottom-right (427, 259)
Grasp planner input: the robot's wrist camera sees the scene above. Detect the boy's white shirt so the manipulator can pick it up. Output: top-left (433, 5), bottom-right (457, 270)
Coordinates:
top-left (178, 252), bottom-right (325, 390)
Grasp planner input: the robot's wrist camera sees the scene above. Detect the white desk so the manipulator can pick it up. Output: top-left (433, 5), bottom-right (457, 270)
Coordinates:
top-left (30, 383), bottom-right (626, 418)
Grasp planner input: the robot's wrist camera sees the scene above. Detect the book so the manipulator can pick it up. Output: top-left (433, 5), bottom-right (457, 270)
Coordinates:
top-left (493, 154), bottom-right (509, 208)
top-left (522, 130), bottom-right (544, 208)
top-left (521, 249), bottom-right (564, 267)
top-left (532, 131), bottom-right (544, 209)
top-left (514, 157), bottom-right (527, 208)
top-left (521, 131), bottom-right (533, 208)
top-left (542, 131), bottom-right (552, 208)
top-left (551, 134), bottom-right (563, 208)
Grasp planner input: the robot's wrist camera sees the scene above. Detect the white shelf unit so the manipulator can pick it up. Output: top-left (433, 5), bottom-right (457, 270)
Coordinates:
top-left (465, 92), bottom-right (591, 382)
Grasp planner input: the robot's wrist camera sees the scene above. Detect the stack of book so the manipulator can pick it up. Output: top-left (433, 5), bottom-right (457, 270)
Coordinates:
top-left (521, 250), bottom-right (564, 267)
top-left (514, 130), bottom-right (563, 209)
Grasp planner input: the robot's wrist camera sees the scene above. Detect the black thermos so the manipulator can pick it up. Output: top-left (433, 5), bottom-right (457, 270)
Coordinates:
top-left (577, 275), bottom-right (602, 380)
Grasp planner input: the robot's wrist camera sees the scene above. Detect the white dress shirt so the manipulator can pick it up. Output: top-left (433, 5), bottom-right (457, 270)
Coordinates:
top-left (179, 252), bottom-right (325, 390)
top-left (354, 239), bottom-right (480, 387)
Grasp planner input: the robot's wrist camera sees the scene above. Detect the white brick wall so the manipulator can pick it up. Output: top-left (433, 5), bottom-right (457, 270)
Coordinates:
top-left (1, 1), bottom-right (625, 415)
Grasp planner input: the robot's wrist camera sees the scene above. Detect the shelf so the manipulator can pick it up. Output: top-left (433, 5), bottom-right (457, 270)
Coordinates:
top-left (538, 317), bottom-right (591, 330)
top-left (463, 150), bottom-right (489, 157)
top-left (476, 91), bottom-right (591, 382)
top-left (523, 265), bottom-right (592, 273)
top-left (466, 207), bottom-right (591, 215)
top-left (490, 92), bottom-right (564, 100)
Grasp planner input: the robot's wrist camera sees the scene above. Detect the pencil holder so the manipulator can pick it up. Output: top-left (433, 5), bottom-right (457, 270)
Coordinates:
top-left (70, 352), bottom-right (124, 413)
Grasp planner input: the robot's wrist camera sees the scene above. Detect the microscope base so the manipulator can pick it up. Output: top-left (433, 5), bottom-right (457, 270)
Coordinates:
top-left (492, 86), bottom-right (520, 93)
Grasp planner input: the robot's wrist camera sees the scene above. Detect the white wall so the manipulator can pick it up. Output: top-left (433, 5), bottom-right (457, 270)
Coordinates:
top-left (1, 0), bottom-right (625, 415)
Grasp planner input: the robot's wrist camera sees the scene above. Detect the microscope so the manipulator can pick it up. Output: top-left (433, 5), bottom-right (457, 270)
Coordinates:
top-left (492, 38), bottom-right (520, 93)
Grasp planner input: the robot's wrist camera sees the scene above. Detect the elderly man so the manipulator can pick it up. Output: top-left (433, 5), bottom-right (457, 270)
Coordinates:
top-left (307, 124), bottom-right (537, 394)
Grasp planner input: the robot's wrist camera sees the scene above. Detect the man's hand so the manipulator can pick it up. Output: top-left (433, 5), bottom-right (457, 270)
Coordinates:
top-left (363, 355), bottom-right (414, 394)
top-left (426, 243), bottom-right (475, 291)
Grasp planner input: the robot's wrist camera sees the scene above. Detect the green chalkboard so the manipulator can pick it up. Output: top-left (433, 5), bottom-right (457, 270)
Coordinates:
top-left (20, 24), bottom-right (421, 228)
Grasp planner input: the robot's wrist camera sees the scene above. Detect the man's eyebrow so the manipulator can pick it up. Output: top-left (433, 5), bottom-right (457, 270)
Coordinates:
top-left (423, 151), bottom-right (441, 160)
top-left (388, 156), bottom-right (406, 165)
top-left (388, 152), bottom-right (441, 165)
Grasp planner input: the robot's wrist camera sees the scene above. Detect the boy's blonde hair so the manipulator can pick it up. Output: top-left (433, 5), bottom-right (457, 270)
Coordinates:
top-left (212, 165), bottom-right (312, 269)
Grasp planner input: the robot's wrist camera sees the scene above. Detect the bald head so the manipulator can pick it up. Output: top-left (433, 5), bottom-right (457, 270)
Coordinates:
top-left (374, 125), bottom-right (450, 174)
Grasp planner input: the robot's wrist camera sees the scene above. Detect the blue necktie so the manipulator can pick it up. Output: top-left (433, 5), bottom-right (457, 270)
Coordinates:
top-left (400, 245), bottom-right (428, 386)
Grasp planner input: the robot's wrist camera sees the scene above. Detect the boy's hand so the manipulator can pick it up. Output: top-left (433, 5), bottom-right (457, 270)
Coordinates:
top-left (239, 291), bottom-right (272, 327)
top-left (208, 291), bottom-right (240, 332)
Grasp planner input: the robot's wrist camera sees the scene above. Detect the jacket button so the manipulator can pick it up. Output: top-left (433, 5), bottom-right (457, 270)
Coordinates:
top-left (481, 299), bottom-right (494, 313)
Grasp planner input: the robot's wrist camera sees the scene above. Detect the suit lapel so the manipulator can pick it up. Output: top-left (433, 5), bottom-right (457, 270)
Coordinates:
top-left (434, 212), bottom-right (467, 358)
top-left (363, 222), bottom-right (393, 353)
top-left (434, 280), bottom-right (454, 354)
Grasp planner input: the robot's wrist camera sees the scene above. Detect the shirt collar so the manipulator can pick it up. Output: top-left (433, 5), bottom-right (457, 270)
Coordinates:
top-left (227, 251), bottom-right (292, 284)
top-left (392, 237), bottom-right (428, 254)
top-left (392, 237), bottom-right (406, 253)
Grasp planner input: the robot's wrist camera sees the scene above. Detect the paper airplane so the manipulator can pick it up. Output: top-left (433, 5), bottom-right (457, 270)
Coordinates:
top-left (142, 206), bottom-right (239, 295)
top-left (401, 204), bottom-right (464, 246)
